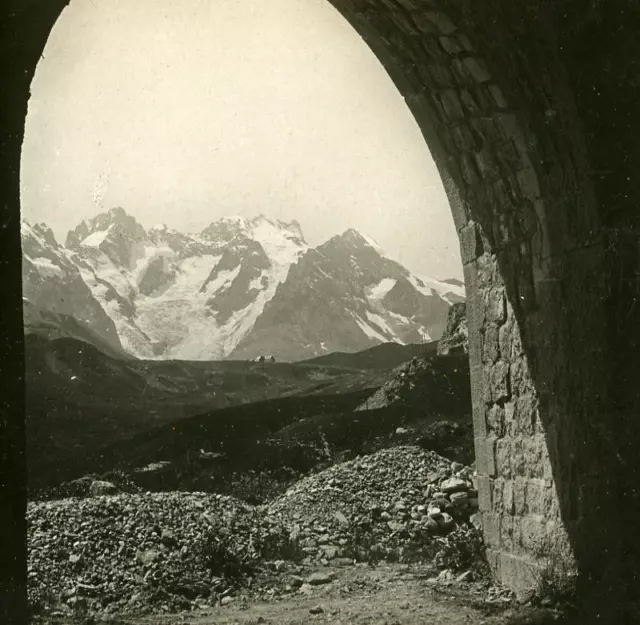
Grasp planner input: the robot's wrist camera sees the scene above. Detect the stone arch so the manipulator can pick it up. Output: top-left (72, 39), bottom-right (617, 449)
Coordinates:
top-left (3, 0), bottom-right (639, 622)
top-left (328, 0), bottom-right (608, 598)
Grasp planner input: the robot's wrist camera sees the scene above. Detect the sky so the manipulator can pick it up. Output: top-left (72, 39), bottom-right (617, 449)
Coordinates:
top-left (20, 0), bottom-right (462, 280)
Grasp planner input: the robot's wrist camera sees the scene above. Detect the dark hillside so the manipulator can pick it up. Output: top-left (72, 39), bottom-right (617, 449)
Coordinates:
top-left (298, 341), bottom-right (438, 370)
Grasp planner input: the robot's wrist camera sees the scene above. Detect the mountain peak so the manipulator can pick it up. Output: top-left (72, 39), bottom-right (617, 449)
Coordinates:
top-left (66, 206), bottom-right (146, 248)
top-left (331, 228), bottom-right (384, 252)
top-left (200, 214), bottom-right (307, 246)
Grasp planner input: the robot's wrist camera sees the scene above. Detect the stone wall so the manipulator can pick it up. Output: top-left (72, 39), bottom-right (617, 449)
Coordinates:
top-left (326, 0), bottom-right (638, 617)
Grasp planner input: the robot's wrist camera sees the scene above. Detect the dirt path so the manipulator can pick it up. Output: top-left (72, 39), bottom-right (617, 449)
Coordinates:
top-left (115, 564), bottom-right (553, 625)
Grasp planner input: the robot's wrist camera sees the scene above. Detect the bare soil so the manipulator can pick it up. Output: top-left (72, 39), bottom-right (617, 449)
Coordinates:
top-left (100, 564), bottom-right (559, 625)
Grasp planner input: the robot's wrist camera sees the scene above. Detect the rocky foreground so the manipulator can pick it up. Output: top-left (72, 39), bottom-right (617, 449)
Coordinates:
top-left (28, 446), bottom-right (486, 619)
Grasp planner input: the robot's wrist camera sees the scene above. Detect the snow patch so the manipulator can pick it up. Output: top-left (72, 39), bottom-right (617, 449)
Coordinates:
top-left (28, 256), bottom-right (64, 279)
top-left (366, 278), bottom-right (397, 301)
top-left (81, 225), bottom-right (113, 247)
top-left (410, 273), bottom-right (465, 300)
top-left (365, 310), bottom-right (405, 345)
top-left (418, 326), bottom-right (432, 342)
top-left (352, 312), bottom-right (389, 343)
top-left (360, 232), bottom-right (384, 253)
top-left (201, 264), bottom-right (242, 297)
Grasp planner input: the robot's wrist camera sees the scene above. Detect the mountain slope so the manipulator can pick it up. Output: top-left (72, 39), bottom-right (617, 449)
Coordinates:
top-left (62, 209), bottom-right (308, 359)
top-left (229, 229), bottom-right (463, 361)
top-left (21, 221), bottom-right (124, 354)
top-left (22, 209), bottom-right (464, 361)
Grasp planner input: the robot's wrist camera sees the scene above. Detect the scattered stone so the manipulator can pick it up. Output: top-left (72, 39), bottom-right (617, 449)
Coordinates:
top-left (309, 605), bottom-right (324, 615)
top-left (28, 447), bottom-right (483, 618)
top-left (306, 572), bottom-right (334, 586)
top-left (334, 511), bottom-right (349, 526)
top-left (160, 529), bottom-right (177, 548)
top-left (456, 570), bottom-right (474, 583)
top-left (89, 480), bottom-right (118, 496)
top-left (450, 492), bottom-right (469, 507)
top-left (440, 477), bottom-right (468, 494)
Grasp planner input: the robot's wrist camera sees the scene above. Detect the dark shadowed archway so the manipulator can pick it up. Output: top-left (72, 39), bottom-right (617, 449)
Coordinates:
top-left (2, 1), bottom-right (640, 623)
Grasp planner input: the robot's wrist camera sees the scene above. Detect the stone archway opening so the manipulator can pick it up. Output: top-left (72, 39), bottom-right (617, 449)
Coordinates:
top-left (4, 1), bottom-right (640, 623)
top-left (318, 2), bottom-right (639, 621)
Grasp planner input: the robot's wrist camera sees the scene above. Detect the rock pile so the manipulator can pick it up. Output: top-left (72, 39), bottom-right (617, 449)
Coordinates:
top-left (27, 492), bottom-right (288, 617)
top-left (265, 446), bottom-right (480, 564)
top-left (31, 472), bottom-right (143, 501)
top-left (28, 447), bottom-right (483, 618)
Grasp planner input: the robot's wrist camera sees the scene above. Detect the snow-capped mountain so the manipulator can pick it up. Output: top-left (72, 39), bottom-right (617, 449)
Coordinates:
top-left (21, 207), bottom-right (464, 361)
top-left (21, 221), bottom-right (124, 354)
top-left (228, 229), bottom-right (464, 361)
top-left (60, 208), bottom-right (307, 359)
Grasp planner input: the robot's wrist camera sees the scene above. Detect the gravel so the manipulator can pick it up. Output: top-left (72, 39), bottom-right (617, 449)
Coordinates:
top-left (28, 446), bottom-right (484, 619)
top-left (264, 446), bottom-right (480, 564)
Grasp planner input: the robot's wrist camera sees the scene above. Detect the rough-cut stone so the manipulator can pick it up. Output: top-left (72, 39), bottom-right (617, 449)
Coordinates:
top-left (89, 481), bottom-right (118, 496)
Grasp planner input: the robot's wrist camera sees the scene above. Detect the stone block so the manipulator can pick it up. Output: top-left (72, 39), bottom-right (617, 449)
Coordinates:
top-left (477, 475), bottom-right (492, 511)
top-left (486, 434), bottom-right (498, 477)
top-left (491, 477), bottom-right (504, 510)
top-left (523, 479), bottom-right (548, 516)
top-left (495, 437), bottom-right (512, 479)
top-left (493, 112), bottom-right (522, 143)
top-left (490, 360), bottom-right (510, 401)
top-left (471, 389), bottom-right (487, 437)
top-left (439, 88), bottom-right (465, 119)
top-left (463, 261), bottom-right (485, 326)
top-left (498, 314), bottom-right (515, 360)
top-left (473, 84), bottom-right (497, 109)
top-left (502, 479), bottom-right (515, 515)
top-left (460, 152), bottom-right (481, 186)
top-left (462, 57), bottom-right (492, 83)
top-left (439, 35), bottom-right (463, 55)
top-left (484, 286), bottom-right (506, 323)
top-left (460, 221), bottom-right (484, 264)
top-left (459, 88), bottom-right (480, 114)
top-left (486, 402), bottom-right (505, 437)
top-left (503, 399), bottom-right (516, 425)
top-left (511, 438), bottom-right (526, 476)
top-left (445, 174), bottom-right (471, 232)
top-left (457, 34), bottom-right (475, 52)
top-left (474, 434), bottom-right (489, 475)
top-left (519, 515), bottom-right (547, 554)
top-left (485, 547), bottom-right (500, 576)
top-left (424, 10), bottom-right (457, 34)
top-left (488, 83), bottom-right (508, 108)
top-left (483, 364), bottom-right (493, 403)
top-left (516, 166), bottom-right (541, 199)
top-left (499, 512), bottom-right (514, 549)
top-left (495, 552), bottom-right (542, 600)
top-left (475, 148), bottom-right (500, 181)
top-left (513, 478), bottom-right (527, 515)
top-left (482, 511), bottom-right (501, 548)
top-left (509, 357), bottom-right (529, 396)
top-left (476, 251), bottom-right (499, 286)
top-left (451, 123), bottom-right (477, 152)
top-left (427, 62), bottom-right (456, 87)
top-left (516, 394), bottom-right (536, 437)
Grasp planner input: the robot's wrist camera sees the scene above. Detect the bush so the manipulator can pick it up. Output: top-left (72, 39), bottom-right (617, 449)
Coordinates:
top-left (433, 525), bottom-right (489, 576)
top-left (251, 525), bottom-right (304, 563)
top-left (200, 512), bottom-right (304, 584)
top-left (201, 532), bottom-right (255, 581)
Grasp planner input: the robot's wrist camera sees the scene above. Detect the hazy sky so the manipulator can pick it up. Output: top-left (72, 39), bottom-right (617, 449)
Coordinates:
top-left (21, 0), bottom-right (462, 280)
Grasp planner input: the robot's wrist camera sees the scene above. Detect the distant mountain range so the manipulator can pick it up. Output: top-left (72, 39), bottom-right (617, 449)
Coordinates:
top-left (21, 207), bottom-right (464, 361)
